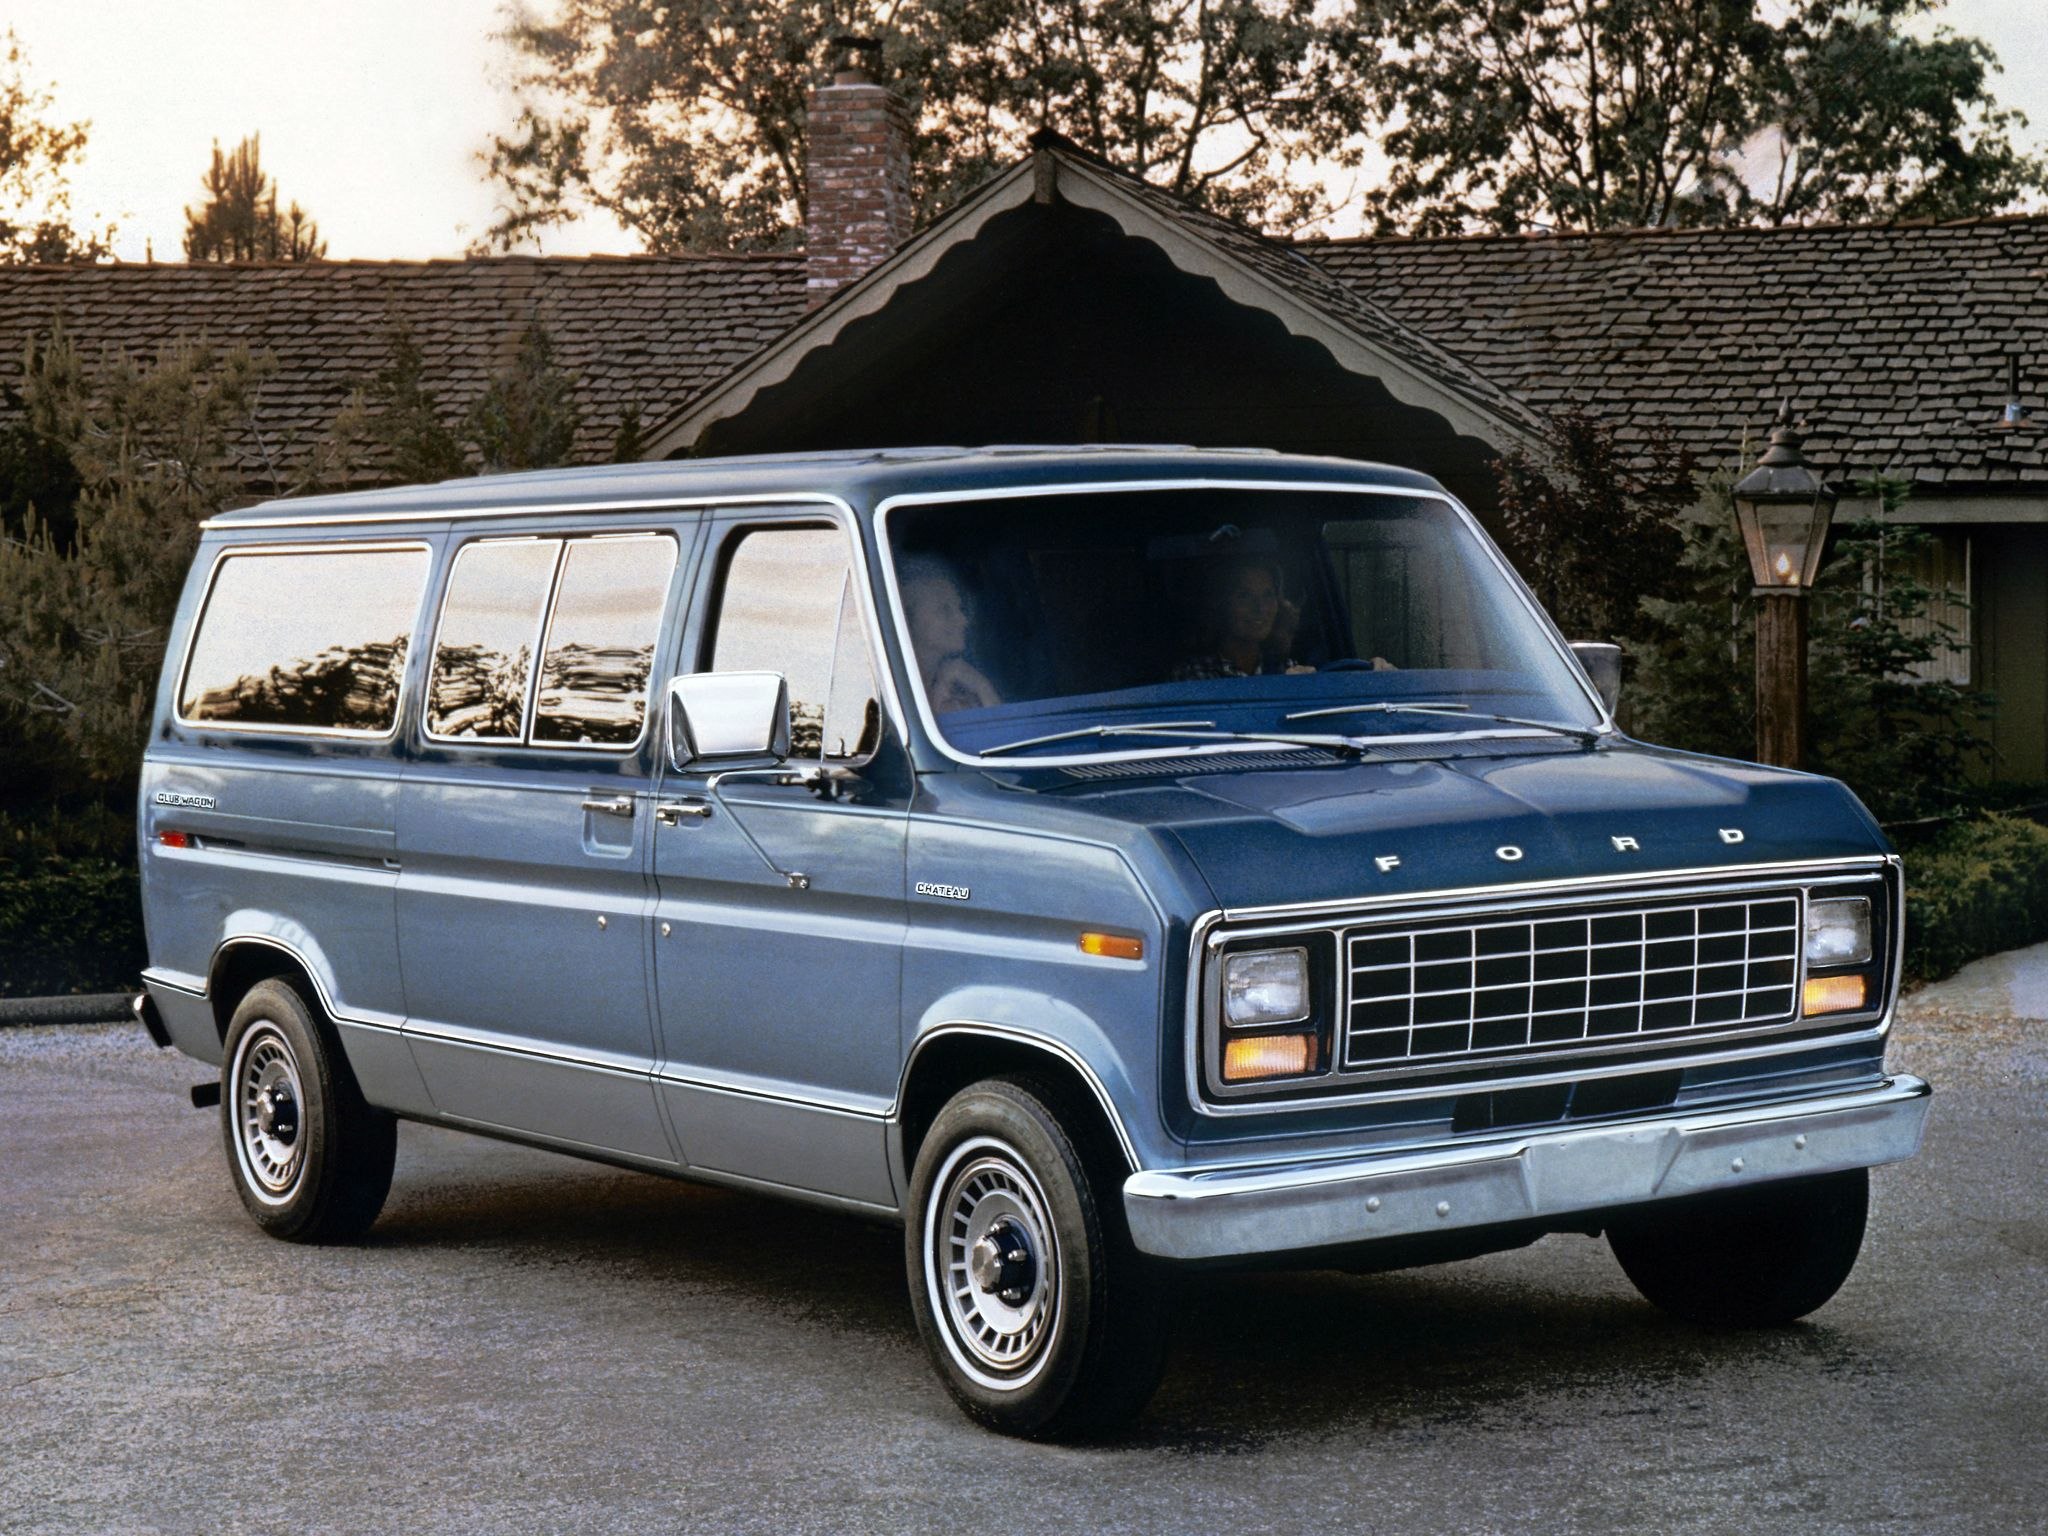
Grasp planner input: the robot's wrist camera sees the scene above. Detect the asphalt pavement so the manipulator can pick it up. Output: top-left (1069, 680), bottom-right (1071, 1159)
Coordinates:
top-left (1, 989), bottom-right (2042, 1535)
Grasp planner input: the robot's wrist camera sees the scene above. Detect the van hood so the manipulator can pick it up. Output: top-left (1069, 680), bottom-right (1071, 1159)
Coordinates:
top-left (1026, 744), bottom-right (1888, 913)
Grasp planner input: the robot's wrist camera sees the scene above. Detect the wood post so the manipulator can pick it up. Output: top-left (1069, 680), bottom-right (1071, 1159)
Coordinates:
top-left (1753, 590), bottom-right (1808, 769)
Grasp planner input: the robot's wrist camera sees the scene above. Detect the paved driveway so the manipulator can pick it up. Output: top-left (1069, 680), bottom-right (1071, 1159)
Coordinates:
top-left (1, 1001), bottom-right (2041, 1535)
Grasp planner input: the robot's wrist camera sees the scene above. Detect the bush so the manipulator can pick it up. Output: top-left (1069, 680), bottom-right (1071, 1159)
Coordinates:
top-left (0, 805), bottom-right (143, 996)
top-left (1901, 813), bottom-right (2048, 984)
top-left (0, 857), bottom-right (143, 996)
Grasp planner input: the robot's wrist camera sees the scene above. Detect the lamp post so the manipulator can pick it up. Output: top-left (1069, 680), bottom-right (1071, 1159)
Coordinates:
top-left (1732, 403), bottom-right (1840, 769)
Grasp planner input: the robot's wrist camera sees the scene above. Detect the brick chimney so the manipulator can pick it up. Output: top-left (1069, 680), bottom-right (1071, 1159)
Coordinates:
top-left (805, 35), bottom-right (912, 309)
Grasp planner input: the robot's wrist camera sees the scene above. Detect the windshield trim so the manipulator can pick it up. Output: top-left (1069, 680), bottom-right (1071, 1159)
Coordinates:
top-left (872, 477), bottom-right (1617, 770)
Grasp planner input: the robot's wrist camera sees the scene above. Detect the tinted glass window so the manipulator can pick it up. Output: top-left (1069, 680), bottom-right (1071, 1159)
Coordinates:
top-left (710, 526), bottom-right (880, 761)
top-left (532, 535), bottom-right (677, 746)
top-left (886, 488), bottom-right (1599, 759)
top-left (178, 547), bottom-right (428, 732)
top-left (426, 538), bottom-right (560, 740)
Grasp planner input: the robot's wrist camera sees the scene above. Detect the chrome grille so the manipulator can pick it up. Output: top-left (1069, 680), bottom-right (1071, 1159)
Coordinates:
top-left (1342, 894), bottom-right (1801, 1070)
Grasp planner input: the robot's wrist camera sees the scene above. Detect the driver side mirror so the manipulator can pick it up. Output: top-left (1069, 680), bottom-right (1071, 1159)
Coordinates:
top-left (667, 671), bottom-right (791, 770)
top-left (1570, 642), bottom-right (1622, 716)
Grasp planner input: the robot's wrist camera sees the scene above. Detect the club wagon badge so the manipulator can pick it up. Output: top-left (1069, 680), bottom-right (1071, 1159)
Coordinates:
top-left (153, 790), bottom-right (216, 811)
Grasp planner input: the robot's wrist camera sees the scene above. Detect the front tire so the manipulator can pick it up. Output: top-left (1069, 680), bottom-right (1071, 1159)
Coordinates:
top-left (906, 1076), bottom-right (1169, 1439)
top-left (220, 979), bottom-right (396, 1243)
top-left (1607, 1168), bottom-right (1869, 1327)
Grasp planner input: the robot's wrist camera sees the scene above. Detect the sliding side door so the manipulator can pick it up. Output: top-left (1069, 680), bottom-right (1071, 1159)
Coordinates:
top-left (397, 519), bottom-right (694, 1165)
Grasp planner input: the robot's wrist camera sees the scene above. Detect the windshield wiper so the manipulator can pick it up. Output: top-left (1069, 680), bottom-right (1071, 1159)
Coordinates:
top-left (1285, 701), bottom-right (1603, 746)
top-left (981, 721), bottom-right (1364, 760)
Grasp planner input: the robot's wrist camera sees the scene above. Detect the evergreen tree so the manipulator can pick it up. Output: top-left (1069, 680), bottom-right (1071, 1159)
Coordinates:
top-left (1492, 409), bottom-right (1695, 647)
top-left (0, 335), bottom-right (273, 791)
top-left (183, 135), bottom-right (327, 262)
top-left (341, 324), bottom-right (470, 484)
top-left (463, 323), bottom-right (582, 473)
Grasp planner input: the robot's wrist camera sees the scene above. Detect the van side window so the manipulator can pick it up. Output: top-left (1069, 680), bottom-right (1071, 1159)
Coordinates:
top-left (426, 538), bottom-right (560, 741)
top-left (710, 526), bottom-right (881, 761)
top-left (533, 535), bottom-right (678, 746)
top-left (178, 545), bottom-right (430, 733)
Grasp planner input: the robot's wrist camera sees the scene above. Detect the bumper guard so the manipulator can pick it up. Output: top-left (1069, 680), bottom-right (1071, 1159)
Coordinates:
top-left (1125, 1075), bottom-right (1931, 1262)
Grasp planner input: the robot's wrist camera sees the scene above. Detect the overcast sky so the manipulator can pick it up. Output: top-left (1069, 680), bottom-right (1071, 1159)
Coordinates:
top-left (12, 0), bottom-right (2048, 262)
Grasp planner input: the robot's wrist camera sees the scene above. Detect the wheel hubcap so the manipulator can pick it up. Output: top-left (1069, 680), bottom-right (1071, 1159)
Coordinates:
top-left (968, 1219), bottom-right (1038, 1305)
top-left (929, 1143), bottom-right (1060, 1383)
top-left (232, 1024), bottom-right (306, 1200)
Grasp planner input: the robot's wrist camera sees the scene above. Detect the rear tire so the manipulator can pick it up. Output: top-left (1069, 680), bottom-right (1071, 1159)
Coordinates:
top-left (1607, 1168), bottom-right (1869, 1327)
top-left (220, 979), bottom-right (395, 1243)
top-left (905, 1075), bottom-right (1170, 1439)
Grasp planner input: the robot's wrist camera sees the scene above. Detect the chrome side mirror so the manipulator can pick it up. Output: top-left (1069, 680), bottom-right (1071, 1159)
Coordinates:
top-left (667, 671), bottom-right (791, 770)
top-left (1570, 642), bottom-right (1622, 715)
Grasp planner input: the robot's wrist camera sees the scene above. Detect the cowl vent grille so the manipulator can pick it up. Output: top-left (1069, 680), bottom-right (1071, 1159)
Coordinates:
top-left (1060, 750), bottom-right (1335, 781)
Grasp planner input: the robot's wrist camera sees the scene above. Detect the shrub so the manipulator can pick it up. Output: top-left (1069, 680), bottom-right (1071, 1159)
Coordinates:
top-left (1632, 475), bottom-right (1994, 822)
top-left (0, 858), bottom-right (143, 996)
top-left (1900, 813), bottom-right (2048, 984)
top-left (0, 805), bottom-right (144, 996)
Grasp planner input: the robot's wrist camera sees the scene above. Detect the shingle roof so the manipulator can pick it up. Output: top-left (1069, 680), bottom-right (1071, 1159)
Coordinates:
top-left (1307, 218), bottom-right (2048, 491)
top-left (0, 254), bottom-right (805, 488)
top-left (4, 197), bottom-right (2045, 498)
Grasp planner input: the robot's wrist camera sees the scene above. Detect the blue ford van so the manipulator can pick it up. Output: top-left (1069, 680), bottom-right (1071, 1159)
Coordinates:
top-left (137, 447), bottom-right (1930, 1436)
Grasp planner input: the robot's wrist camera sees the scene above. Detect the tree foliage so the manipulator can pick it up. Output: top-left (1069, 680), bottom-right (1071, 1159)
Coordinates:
top-left (1355, 0), bottom-right (2047, 234)
top-left (184, 135), bottom-right (327, 262)
top-left (339, 321), bottom-right (584, 479)
top-left (0, 333), bottom-right (275, 790)
top-left (338, 324), bottom-right (470, 485)
top-left (464, 322), bottom-right (583, 472)
top-left (0, 29), bottom-right (112, 262)
top-left (1493, 408), bottom-right (1694, 645)
top-left (481, 0), bottom-right (1372, 252)
top-left (1805, 479), bottom-right (1993, 820)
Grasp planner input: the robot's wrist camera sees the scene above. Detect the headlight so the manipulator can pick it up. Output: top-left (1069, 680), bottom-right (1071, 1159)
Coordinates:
top-left (1222, 947), bottom-right (1310, 1028)
top-left (1804, 897), bottom-right (1872, 968)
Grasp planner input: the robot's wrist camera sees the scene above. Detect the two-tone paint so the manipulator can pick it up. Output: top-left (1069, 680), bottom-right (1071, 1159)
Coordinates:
top-left (139, 447), bottom-right (1928, 1259)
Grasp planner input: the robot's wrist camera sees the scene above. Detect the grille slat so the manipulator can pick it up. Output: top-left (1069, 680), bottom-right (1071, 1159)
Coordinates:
top-left (1340, 894), bottom-right (1800, 1071)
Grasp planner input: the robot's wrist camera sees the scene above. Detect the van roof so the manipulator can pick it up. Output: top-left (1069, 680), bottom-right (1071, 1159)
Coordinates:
top-left (203, 445), bottom-right (1448, 530)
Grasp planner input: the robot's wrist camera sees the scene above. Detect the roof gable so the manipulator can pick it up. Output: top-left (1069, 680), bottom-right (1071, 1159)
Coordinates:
top-left (640, 135), bottom-right (1544, 459)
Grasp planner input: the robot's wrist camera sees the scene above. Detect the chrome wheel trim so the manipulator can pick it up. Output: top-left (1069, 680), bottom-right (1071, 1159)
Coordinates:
top-left (230, 1022), bottom-right (306, 1206)
top-left (924, 1136), bottom-right (1063, 1392)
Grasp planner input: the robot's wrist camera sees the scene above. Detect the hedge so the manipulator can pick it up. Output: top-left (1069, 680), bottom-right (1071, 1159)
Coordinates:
top-left (1901, 812), bottom-right (2048, 984)
top-left (0, 857), bottom-right (145, 998)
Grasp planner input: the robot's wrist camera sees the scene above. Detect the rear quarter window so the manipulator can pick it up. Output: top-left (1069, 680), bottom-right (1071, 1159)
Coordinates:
top-left (177, 545), bottom-right (431, 733)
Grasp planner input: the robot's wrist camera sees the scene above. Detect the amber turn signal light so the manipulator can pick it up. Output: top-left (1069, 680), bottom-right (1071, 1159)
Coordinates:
top-left (1802, 974), bottom-right (1868, 1016)
top-left (1221, 1032), bottom-right (1316, 1082)
top-left (1079, 932), bottom-right (1143, 961)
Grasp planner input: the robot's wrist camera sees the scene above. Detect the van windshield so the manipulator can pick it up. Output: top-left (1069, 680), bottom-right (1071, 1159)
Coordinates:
top-left (884, 486), bottom-right (1603, 760)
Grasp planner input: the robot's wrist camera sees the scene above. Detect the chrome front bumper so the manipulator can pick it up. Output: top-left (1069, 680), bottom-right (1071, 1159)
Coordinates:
top-left (1125, 1075), bottom-right (1932, 1262)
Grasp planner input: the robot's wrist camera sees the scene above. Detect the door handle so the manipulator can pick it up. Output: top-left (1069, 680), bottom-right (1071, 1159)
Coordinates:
top-left (580, 795), bottom-right (635, 819)
top-left (654, 799), bottom-right (713, 826)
